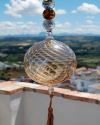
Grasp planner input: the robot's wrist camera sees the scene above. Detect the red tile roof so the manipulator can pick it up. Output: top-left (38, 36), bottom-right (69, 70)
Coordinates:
top-left (86, 70), bottom-right (92, 74)
top-left (75, 67), bottom-right (86, 72)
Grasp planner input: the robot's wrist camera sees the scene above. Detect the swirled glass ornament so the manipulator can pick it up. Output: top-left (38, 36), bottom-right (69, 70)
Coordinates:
top-left (42, 0), bottom-right (55, 9)
top-left (24, 37), bottom-right (77, 87)
top-left (43, 20), bottom-right (55, 31)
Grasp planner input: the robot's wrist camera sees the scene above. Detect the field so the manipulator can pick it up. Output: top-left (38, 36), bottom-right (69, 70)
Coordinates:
top-left (0, 36), bottom-right (100, 80)
top-left (0, 68), bottom-right (27, 80)
top-left (8, 69), bottom-right (27, 79)
top-left (83, 58), bottom-right (100, 63)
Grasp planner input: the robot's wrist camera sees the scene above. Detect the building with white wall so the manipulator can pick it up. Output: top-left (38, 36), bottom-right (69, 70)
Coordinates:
top-left (70, 75), bottom-right (77, 86)
top-left (77, 77), bottom-right (100, 93)
top-left (0, 61), bottom-right (7, 68)
top-left (97, 66), bottom-right (100, 70)
top-left (77, 79), bottom-right (95, 92)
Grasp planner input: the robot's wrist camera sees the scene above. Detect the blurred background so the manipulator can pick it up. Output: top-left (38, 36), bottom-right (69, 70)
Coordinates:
top-left (0, 0), bottom-right (100, 93)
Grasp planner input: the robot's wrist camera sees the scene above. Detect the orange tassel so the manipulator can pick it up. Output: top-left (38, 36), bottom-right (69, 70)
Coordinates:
top-left (46, 92), bottom-right (54, 125)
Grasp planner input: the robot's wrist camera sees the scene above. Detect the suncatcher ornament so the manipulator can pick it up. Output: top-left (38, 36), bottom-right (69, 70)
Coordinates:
top-left (24, 0), bottom-right (77, 125)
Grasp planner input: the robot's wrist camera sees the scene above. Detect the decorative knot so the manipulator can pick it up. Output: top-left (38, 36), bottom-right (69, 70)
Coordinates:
top-left (48, 107), bottom-right (53, 112)
top-left (50, 92), bottom-right (54, 99)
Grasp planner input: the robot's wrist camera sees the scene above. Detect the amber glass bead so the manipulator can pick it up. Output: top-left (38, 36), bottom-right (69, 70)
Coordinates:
top-left (43, 9), bottom-right (55, 20)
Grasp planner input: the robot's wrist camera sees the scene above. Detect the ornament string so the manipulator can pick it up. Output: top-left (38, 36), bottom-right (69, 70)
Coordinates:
top-left (42, 1), bottom-right (55, 124)
top-left (46, 92), bottom-right (54, 125)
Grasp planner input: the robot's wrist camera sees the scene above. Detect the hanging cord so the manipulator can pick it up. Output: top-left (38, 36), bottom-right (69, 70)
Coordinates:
top-left (46, 92), bottom-right (54, 125)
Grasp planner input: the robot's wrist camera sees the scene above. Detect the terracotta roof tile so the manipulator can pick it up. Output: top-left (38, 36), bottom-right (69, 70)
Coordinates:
top-left (86, 70), bottom-right (92, 74)
top-left (75, 67), bottom-right (86, 72)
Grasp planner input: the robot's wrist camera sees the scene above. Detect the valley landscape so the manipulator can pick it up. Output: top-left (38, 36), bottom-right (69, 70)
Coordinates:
top-left (0, 36), bottom-right (100, 80)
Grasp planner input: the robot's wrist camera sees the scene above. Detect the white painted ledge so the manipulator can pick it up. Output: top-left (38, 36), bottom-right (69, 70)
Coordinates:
top-left (0, 82), bottom-right (100, 125)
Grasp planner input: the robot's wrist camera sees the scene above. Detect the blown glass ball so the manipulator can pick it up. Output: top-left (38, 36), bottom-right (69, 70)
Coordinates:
top-left (43, 20), bottom-right (55, 31)
top-left (24, 38), bottom-right (77, 87)
top-left (43, 9), bottom-right (55, 20)
top-left (42, 0), bottom-right (55, 9)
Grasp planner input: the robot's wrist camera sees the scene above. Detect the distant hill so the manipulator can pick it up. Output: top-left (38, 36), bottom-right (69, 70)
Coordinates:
top-left (0, 32), bottom-right (100, 37)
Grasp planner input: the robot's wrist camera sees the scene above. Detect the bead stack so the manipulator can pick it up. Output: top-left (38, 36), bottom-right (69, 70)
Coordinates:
top-left (42, 0), bottom-right (55, 34)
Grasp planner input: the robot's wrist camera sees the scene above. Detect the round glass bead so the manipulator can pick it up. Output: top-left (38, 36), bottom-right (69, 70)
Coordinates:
top-left (48, 87), bottom-right (54, 94)
top-left (43, 9), bottom-right (55, 20)
top-left (42, 0), bottom-right (55, 9)
top-left (43, 20), bottom-right (55, 31)
top-left (46, 31), bottom-right (53, 39)
top-left (24, 38), bottom-right (77, 87)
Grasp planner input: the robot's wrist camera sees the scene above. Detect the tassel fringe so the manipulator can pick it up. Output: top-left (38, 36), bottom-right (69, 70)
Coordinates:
top-left (46, 92), bottom-right (54, 125)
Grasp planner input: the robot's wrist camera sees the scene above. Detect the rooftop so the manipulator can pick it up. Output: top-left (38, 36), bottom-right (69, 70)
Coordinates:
top-left (89, 83), bottom-right (100, 89)
top-left (0, 61), bottom-right (5, 66)
top-left (75, 67), bottom-right (86, 72)
top-left (86, 70), bottom-right (92, 74)
top-left (79, 76), bottom-right (100, 83)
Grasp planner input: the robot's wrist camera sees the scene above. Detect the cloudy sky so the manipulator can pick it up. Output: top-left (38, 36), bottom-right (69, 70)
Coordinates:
top-left (1, 0), bottom-right (100, 36)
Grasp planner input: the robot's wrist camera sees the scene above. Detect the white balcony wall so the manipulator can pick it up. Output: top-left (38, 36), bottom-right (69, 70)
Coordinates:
top-left (0, 91), bottom-right (100, 125)
top-left (0, 94), bottom-right (11, 125)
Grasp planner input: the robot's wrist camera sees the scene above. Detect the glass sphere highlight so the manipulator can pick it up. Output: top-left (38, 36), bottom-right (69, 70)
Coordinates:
top-left (43, 9), bottom-right (55, 19)
top-left (24, 38), bottom-right (77, 87)
top-left (42, 0), bottom-right (55, 9)
top-left (43, 20), bottom-right (55, 31)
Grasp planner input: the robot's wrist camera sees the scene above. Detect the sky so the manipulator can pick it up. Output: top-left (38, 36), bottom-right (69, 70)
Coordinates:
top-left (1, 0), bottom-right (100, 36)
